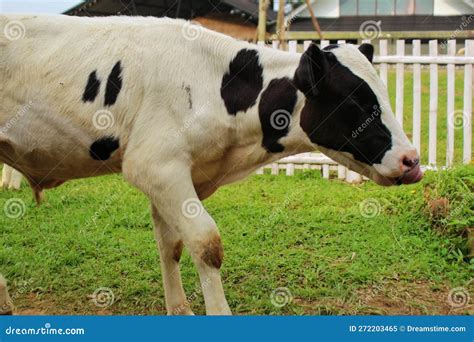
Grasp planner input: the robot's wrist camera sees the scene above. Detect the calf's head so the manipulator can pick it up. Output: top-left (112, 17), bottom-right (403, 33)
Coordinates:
top-left (294, 43), bottom-right (422, 186)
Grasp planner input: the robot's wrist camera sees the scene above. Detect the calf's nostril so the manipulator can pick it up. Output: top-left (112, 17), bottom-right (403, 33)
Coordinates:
top-left (402, 157), bottom-right (419, 169)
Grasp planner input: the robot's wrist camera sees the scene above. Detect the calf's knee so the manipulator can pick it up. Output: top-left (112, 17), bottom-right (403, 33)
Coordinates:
top-left (199, 234), bottom-right (224, 269)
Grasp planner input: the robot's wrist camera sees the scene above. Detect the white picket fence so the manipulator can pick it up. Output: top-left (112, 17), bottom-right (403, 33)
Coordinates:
top-left (256, 39), bottom-right (474, 182)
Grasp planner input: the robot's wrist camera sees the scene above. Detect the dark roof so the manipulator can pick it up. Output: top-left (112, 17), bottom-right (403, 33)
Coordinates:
top-left (65, 0), bottom-right (277, 23)
top-left (66, 0), bottom-right (222, 18)
top-left (66, 1), bottom-right (471, 33)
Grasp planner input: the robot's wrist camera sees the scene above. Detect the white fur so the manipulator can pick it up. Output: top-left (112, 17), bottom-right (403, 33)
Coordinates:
top-left (0, 15), bottom-right (417, 314)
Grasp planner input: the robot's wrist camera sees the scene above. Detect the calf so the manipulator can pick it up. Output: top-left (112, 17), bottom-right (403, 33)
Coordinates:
top-left (0, 15), bottom-right (422, 315)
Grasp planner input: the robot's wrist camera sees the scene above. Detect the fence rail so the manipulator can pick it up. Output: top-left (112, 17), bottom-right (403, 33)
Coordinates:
top-left (257, 39), bottom-right (474, 182)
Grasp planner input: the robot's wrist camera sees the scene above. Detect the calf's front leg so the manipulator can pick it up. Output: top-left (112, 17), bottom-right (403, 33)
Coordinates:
top-left (124, 160), bottom-right (231, 315)
top-left (151, 205), bottom-right (194, 315)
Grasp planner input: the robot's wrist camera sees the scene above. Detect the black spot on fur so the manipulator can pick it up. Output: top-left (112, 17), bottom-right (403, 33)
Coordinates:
top-left (89, 136), bottom-right (119, 161)
top-left (221, 49), bottom-right (263, 115)
top-left (104, 61), bottom-right (122, 106)
top-left (296, 46), bottom-right (392, 165)
top-left (259, 78), bottom-right (297, 153)
top-left (82, 71), bottom-right (100, 102)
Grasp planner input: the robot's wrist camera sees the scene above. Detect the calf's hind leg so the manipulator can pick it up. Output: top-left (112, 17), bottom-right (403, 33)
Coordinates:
top-left (0, 275), bottom-right (13, 315)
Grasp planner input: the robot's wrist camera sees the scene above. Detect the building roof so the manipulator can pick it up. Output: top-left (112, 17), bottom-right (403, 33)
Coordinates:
top-left (64, 0), bottom-right (473, 40)
top-left (65, 0), bottom-right (277, 23)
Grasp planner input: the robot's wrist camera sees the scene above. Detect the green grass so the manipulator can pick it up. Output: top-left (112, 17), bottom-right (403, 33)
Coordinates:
top-left (1, 166), bottom-right (472, 315)
top-left (385, 68), bottom-right (470, 165)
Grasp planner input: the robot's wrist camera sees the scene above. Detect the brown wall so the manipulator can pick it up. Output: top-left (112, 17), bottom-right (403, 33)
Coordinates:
top-left (194, 13), bottom-right (257, 41)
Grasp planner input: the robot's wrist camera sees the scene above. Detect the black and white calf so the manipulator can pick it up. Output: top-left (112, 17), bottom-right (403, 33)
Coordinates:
top-left (0, 15), bottom-right (422, 315)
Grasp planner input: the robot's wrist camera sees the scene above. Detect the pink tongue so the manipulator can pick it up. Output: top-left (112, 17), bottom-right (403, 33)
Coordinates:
top-left (401, 165), bottom-right (423, 184)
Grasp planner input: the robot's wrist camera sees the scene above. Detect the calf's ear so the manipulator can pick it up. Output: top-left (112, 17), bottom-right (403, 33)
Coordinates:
top-left (358, 43), bottom-right (374, 63)
top-left (293, 43), bottom-right (329, 100)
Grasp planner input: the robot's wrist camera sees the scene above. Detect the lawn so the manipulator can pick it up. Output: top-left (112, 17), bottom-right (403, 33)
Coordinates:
top-left (0, 165), bottom-right (472, 315)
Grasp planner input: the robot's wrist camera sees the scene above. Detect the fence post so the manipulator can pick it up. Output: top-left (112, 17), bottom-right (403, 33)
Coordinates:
top-left (288, 40), bottom-right (297, 53)
top-left (320, 40), bottom-right (330, 48)
top-left (412, 40), bottom-right (421, 155)
top-left (446, 40), bottom-right (456, 167)
top-left (271, 163), bottom-right (279, 175)
top-left (337, 165), bottom-right (346, 180)
top-left (395, 40), bottom-right (405, 127)
top-left (322, 164), bottom-right (330, 179)
top-left (428, 40), bottom-right (438, 166)
top-left (379, 40), bottom-right (388, 86)
top-left (463, 40), bottom-right (473, 164)
top-left (287, 40), bottom-right (297, 175)
top-left (286, 164), bottom-right (295, 176)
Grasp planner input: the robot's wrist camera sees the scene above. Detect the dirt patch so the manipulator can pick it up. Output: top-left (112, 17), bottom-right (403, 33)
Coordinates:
top-left (294, 280), bottom-right (473, 315)
top-left (13, 293), bottom-right (116, 316)
top-left (357, 281), bottom-right (453, 315)
top-left (9, 281), bottom-right (473, 315)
